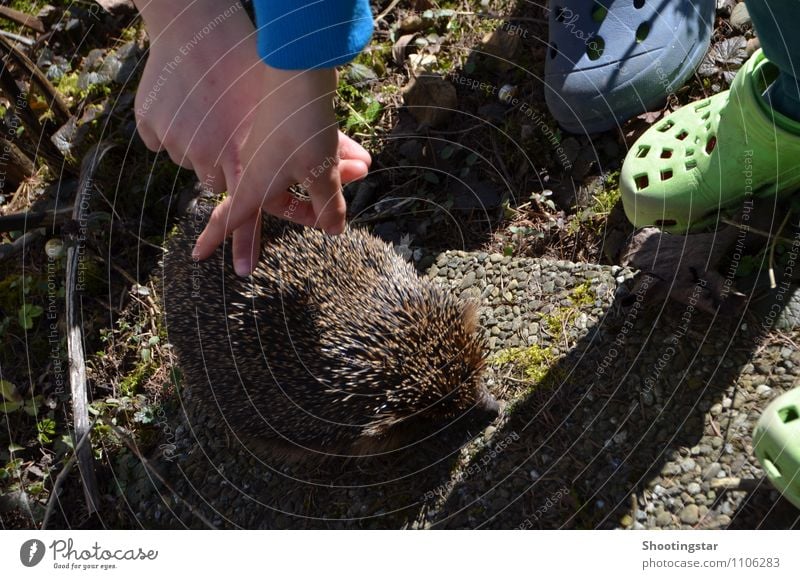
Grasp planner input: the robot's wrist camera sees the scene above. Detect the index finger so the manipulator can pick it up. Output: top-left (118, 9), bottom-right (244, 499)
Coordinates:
top-left (192, 193), bottom-right (257, 260)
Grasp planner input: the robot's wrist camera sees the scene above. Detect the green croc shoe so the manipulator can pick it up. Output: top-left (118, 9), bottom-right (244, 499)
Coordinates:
top-left (753, 387), bottom-right (800, 510)
top-left (620, 50), bottom-right (800, 232)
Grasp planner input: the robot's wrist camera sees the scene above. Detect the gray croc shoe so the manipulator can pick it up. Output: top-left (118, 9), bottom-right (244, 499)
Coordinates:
top-left (545, 0), bottom-right (715, 134)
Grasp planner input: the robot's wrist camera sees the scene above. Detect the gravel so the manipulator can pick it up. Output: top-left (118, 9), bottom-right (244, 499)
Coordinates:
top-left (126, 250), bottom-right (800, 529)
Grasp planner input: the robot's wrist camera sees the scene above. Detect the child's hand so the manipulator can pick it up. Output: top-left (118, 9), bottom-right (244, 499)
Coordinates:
top-left (192, 67), bottom-right (372, 275)
top-left (133, 0), bottom-right (262, 194)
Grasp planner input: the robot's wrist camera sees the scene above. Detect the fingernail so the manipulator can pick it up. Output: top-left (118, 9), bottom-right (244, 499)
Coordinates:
top-left (234, 258), bottom-right (251, 277)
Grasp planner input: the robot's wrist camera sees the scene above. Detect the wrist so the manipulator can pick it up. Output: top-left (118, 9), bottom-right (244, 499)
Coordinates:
top-left (264, 66), bottom-right (338, 98)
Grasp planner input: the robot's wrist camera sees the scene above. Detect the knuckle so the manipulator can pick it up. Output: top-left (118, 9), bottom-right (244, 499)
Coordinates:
top-left (207, 205), bottom-right (230, 232)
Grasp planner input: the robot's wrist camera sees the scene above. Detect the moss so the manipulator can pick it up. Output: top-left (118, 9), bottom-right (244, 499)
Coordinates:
top-left (542, 281), bottom-right (595, 342)
top-left (491, 283), bottom-right (593, 395)
top-left (53, 71), bottom-right (84, 101)
top-left (588, 171), bottom-right (622, 217)
top-left (118, 359), bottom-right (155, 397)
top-left (119, 23), bottom-right (140, 43)
top-left (569, 281), bottom-right (596, 308)
top-left (491, 344), bottom-right (556, 383)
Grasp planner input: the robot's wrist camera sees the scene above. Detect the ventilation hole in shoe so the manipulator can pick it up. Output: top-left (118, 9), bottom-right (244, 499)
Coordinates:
top-left (706, 135), bottom-right (717, 153)
top-left (660, 149), bottom-right (672, 159)
top-left (779, 405), bottom-right (800, 423)
top-left (550, 43), bottom-right (558, 59)
top-left (587, 36), bottom-right (605, 60)
top-left (591, 2), bottom-right (607, 22)
top-left (676, 129), bottom-right (689, 140)
top-left (701, 111), bottom-right (710, 120)
top-left (660, 169), bottom-right (673, 181)
top-left (636, 22), bottom-right (651, 43)
top-left (636, 145), bottom-right (650, 158)
top-left (657, 119), bottom-right (674, 132)
top-left (685, 148), bottom-right (695, 157)
top-left (634, 174), bottom-right (649, 190)
top-left (634, 0), bottom-right (645, 8)
top-left (685, 159), bottom-right (698, 170)
top-left (654, 219), bottom-right (676, 227)
top-left (695, 100), bottom-right (711, 110)
top-left (555, 6), bottom-right (566, 22)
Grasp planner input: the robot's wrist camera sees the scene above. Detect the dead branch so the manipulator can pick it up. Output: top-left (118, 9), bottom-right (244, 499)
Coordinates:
top-left (0, 6), bottom-right (45, 33)
top-left (0, 33), bottom-right (70, 122)
top-left (620, 225), bottom-right (743, 314)
top-left (65, 141), bottom-right (116, 516)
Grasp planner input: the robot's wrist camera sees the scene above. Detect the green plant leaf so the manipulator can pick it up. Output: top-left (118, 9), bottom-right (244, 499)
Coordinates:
top-left (363, 99), bottom-right (382, 124)
top-left (23, 396), bottom-right (43, 416)
top-left (36, 418), bottom-right (56, 445)
top-left (0, 380), bottom-right (21, 403)
top-left (440, 145), bottom-right (455, 160)
top-left (423, 172), bottom-right (440, 184)
top-left (18, 303), bottom-right (43, 330)
top-left (1, 399), bottom-right (23, 413)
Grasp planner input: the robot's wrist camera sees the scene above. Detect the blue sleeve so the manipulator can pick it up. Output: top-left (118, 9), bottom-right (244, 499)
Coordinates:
top-left (252, 0), bottom-right (373, 69)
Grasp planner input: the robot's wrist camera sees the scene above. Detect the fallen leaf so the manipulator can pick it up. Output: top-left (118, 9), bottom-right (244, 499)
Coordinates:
top-left (397, 14), bottom-right (425, 34)
top-left (346, 63), bottom-right (378, 86)
top-left (699, 37), bottom-right (747, 80)
top-left (0, 380), bottom-right (21, 403)
top-left (392, 33), bottom-right (418, 66)
top-left (480, 27), bottom-right (522, 72)
top-left (402, 74), bottom-right (457, 127)
top-left (408, 53), bottom-right (437, 72)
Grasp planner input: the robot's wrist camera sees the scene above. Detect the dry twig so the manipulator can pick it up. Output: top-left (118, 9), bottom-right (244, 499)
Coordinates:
top-left (65, 142), bottom-right (116, 516)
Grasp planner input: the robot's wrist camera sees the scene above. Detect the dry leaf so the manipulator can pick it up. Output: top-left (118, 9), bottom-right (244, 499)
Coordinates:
top-left (393, 33), bottom-right (418, 66)
top-left (402, 74), bottom-right (457, 127)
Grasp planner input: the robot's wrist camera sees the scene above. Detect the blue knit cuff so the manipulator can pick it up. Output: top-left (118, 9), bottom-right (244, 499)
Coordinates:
top-left (253, 0), bottom-right (373, 69)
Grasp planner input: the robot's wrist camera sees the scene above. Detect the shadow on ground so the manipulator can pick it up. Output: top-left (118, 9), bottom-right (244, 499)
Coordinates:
top-left (109, 221), bottom-right (800, 529)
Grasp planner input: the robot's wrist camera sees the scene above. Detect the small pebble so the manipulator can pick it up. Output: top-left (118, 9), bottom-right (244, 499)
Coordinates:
top-left (730, 2), bottom-right (751, 30)
top-left (679, 504), bottom-right (700, 525)
top-left (460, 271), bottom-right (476, 290)
top-left (756, 384), bottom-right (772, 398)
top-left (703, 462), bottom-right (722, 481)
top-left (656, 510), bottom-right (673, 527)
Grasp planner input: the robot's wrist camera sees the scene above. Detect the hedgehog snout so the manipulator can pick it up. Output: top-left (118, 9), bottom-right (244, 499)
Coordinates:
top-left (472, 391), bottom-right (501, 424)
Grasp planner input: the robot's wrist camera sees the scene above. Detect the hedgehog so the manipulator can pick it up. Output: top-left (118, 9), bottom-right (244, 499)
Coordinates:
top-left (161, 202), bottom-right (499, 458)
